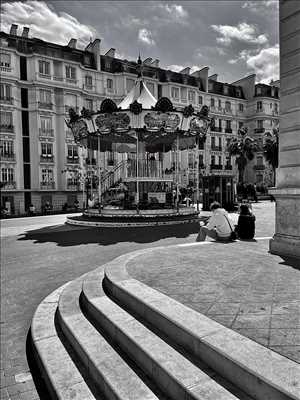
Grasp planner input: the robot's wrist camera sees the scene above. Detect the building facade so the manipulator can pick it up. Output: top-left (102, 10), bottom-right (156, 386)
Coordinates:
top-left (0, 25), bottom-right (280, 214)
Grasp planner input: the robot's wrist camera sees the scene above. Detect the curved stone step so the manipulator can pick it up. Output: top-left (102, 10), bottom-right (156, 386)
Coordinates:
top-left (82, 270), bottom-right (240, 400)
top-left (57, 275), bottom-right (160, 400)
top-left (103, 249), bottom-right (300, 400)
top-left (31, 283), bottom-right (97, 400)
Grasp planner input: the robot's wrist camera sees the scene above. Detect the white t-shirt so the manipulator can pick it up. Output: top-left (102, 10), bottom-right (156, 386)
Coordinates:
top-left (206, 208), bottom-right (234, 237)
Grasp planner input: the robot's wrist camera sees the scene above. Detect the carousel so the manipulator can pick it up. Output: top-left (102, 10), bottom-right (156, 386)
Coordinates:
top-left (66, 60), bottom-right (211, 227)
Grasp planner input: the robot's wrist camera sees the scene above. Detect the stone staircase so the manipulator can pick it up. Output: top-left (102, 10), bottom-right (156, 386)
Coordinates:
top-left (30, 250), bottom-right (300, 400)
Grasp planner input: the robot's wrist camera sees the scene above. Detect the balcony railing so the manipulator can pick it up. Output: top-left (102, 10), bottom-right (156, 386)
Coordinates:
top-left (0, 97), bottom-right (13, 105)
top-left (38, 102), bottom-right (53, 110)
top-left (66, 78), bottom-right (78, 85)
top-left (39, 128), bottom-right (54, 138)
top-left (210, 164), bottom-right (223, 170)
top-left (211, 146), bottom-right (222, 152)
top-left (1, 153), bottom-right (16, 161)
top-left (225, 128), bottom-right (232, 133)
top-left (224, 165), bottom-right (233, 170)
top-left (254, 128), bottom-right (265, 134)
top-left (0, 124), bottom-right (14, 133)
top-left (38, 73), bottom-right (51, 80)
top-left (83, 84), bottom-right (95, 91)
top-left (211, 127), bottom-right (222, 133)
top-left (53, 76), bottom-right (63, 82)
top-left (254, 165), bottom-right (265, 170)
top-left (66, 156), bottom-right (79, 164)
top-left (0, 181), bottom-right (16, 189)
top-left (40, 182), bottom-right (55, 190)
top-left (40, 155), bottom-right (54, 163)
top-left (256, 107), bottom-right (265, 113)
top-left (0, 66), bottom-right (12, 72)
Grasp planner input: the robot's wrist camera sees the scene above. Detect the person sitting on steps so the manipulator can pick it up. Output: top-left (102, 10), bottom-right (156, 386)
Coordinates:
top-left (236, 203), bottom-right (256, 240)
top-left (197, 201), bottom-right (235, 242)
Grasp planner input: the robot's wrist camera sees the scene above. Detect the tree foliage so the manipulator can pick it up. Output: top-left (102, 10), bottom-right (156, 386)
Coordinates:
top-left (263, 128), bottom-right (279, 170)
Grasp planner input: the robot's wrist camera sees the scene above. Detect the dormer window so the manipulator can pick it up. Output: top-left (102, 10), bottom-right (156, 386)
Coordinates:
top-left (107, 78), bottom-right (113, 92)
top-left (256, 87), bottom-right (262, 95)
top-left (85, 75), bottom-right (93, 88)
top-left (65, 65), bottom-right (76, 80)
top-left (224, 86), bottom-right (229, 95)
top-left (39, 60), bottom-right (50, 76)
top-left (171, 87), bottom-right (179, 100)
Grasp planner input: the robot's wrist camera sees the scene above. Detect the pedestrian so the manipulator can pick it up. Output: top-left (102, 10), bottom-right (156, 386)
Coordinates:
top-left (235, 204), bottom-right (256, 240)
top-left (28, 204), bottom-right (36, 216)
top-left (196, 201), bottom-right (235, 242)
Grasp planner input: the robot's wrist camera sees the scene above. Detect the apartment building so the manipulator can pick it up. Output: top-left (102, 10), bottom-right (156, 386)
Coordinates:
top-left (0, 25), bottom-right (279, 214)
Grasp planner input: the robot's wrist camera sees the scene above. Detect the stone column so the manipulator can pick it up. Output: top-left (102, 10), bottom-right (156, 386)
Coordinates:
top-left (269, 0), bottom-right (300, 260)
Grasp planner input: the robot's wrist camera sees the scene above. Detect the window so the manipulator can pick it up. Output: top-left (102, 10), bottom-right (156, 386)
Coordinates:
top-left (238, 103), bottom-right (244, 112)
top-left (218, 156), bottom-right (222, 165)
top-left (85, 75), bottom-right (93, 88)
top-left (126, 78), bottom-right (135, 93)
top-left (0, 140), bottom-right (13, 156)
top-left (67, 145), bottom-right (78, 158)
top-left (107, 78), bottom-right (113, 91)
top-left (41, 143), bottom-right (53, 157)
top-left (238, 121), bottom-right (244, 129)
top-left (146, 82), bottom-right (155, 96)
top-left (0, 53), bottom-right (11, 68)
top-left (225, 101), bottom-right (231, 111)
top-left (218, 99), bottom-right (222, 109)
top-left (211, 136), bottom-right (215, 148)
top-left (171, 87), bottom-right (179, 100)
top-left (188, 90), bottom-right (195, 104)
top-left (1, 167), bottom-right (14, 183)
top-left (41, 168), bottom-right (53, 183)
top-left (224, 86), bottom-right (229, 95)
top-left (270, 103), bottom-right (273, 109)
top-left (226, 156), bottom-right (231, 166)
top-left (218, 137), bottom-right (222, 148)
top-left (257, 120), bottom-right (263, 129)
top-left (236, 89), bottom-right (241, 97)
top-left (0, 111), bottom-right (12, 127)
top-left (226, 120), bottom-right (231, 129)
top-left (84, 99), bottom-right (93, 111)
top-left (0, 83), bottom-right (11, 100)
top-left (274, 103), bottom-right (278, 113)
top-left (65, 65), bottom-right (76, 80)
top-left (211, 155), bottom-right (215, 165)
top-left (218, 119), bottom-right (222, 129)
top-left (256, 87), bottom-right (262, 95)
top-left (39, 89), bottom-right (51, 104)
top-left (257, 101), bottom-right (263, 111)
top-left (198, 96), bottom-right (203, 105)
top-left (40, 117), bottom-right (52, 131)
top-left (38, 60), bottom-right (50, 76)
top-left (210, 98), bottom-right (215, 107)
top-left (199, 154), bottom-right (204, 166)
top-left (210, 118), bottom-right (215, 129)
top-left (181, 87), bottom-right (187, 102)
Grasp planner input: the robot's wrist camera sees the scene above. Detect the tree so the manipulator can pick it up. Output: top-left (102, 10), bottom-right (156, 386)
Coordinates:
top-left (227, 127), bottom-right (259, 184)
top-left (263, 128), bottom-right (279, 186)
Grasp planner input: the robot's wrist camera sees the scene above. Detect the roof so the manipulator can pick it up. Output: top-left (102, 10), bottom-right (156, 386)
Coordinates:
top-left (118, 77), bottom-right (157, 110)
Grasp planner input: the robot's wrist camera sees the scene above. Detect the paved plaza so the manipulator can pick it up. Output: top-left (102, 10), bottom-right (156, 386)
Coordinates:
top-left (1, 201), bottom-right (299, 399)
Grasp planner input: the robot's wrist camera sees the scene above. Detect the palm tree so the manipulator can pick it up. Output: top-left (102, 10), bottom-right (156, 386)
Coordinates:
top-left (227, 127), bottom-right (259, 184)
top-left (263, 128), bottom-right (279, 186)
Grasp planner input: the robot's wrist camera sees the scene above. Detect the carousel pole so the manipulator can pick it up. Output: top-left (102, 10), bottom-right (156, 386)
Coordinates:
top-left (196, 137), bottom-right (200, 212)
top-left (97, 134), bottom-right (101, 213)
top-left (88, 136), bottom-right (93, 206)
top-left (136, 131), bottom-right (140, 211)
top-left (176, 133), bottom-right (179, 210)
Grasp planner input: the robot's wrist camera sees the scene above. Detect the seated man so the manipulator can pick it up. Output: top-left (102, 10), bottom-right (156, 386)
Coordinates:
top-left (197, 201), bottom-right (234, 242)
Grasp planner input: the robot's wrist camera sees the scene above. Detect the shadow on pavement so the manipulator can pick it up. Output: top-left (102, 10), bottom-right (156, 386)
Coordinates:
top-left (279, 257), bottom-right (300, 270)
top-left (18, 223), bottom-right (200, 246)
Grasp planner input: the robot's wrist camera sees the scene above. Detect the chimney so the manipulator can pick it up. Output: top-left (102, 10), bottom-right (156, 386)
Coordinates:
top-left (105, 48), bottom-right (115, 58)
top-left (151, 59), bottom-right (159, 67)
top-left (208, 74), bottom-right (218, 81)
top-left (180, 67), bottom-right (191, 75)
top-left (22, 27), bottom-right (29, 38)
top-left (10, 24), bottom-right (18, 36)
top-left (91, 39), bottom-right (101, 71)
top-left (67, 38), bottom-right (77, 49)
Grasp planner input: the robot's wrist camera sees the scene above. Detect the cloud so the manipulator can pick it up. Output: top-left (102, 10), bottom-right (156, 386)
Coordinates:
top-left (152, 3), bottom-right (189, 25)
top-left (138, 28), bottom-right (155, 46)
top-left (166, 64), bottom-right (201, 74)
top-left (246, 44), bottom-right (279, 83)
top-left (162, 4), bottom-right (188, 19)
top-left (211, 22), bottom-right (268, 46)
top-left (242, 0), bottom-right (279, 13)
top-left (0, 1), bottom-right (97, 48)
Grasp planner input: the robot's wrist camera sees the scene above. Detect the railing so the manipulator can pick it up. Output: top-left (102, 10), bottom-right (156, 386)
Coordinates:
top-left (40, 155), bottom-right (54, 163)
top-left (40, 182), bottom-right (55, 189)
top-left (254, 128), bottom-right (265, 134)
top-left (0, 181), bottom-right (16, 189)
top-left (256, 107), bottom-right (265, 113)
top-left (101, 160), bottom-right (128, 195)
top-left (86, 158), bottom-right (96, 165)
top-left (1, 153), bottom-right (15, 161)
top-left (38, 102), bottom-right (53, 110)
top-left (83, 84), bottom-right (95, 91)
top-left (66, 156), bottom-right (79, 164)
top-left (210, 127), bottom-right (222, 133)
top-left (53, 76), bottom-right (63, 81)
top-left (39, 128), bottom-right (54, 138)
top-left (38, 73), bottom-right (51, 80)
top-left (210, 164), bottom-right (223, 170)
top-left (225, 128), bottom-right (232, 133)
top-left (211, 146), bottom-right (222, 152)
top-left (126, 160), bottom-right (164, 179)
top-left (0, 97), bottom-right (13, 105)
top-left (224, 165), bottom-right (233, 170)
top-left (254, 165), bottom-right (265, 170)
top-left (0, 66), bottom-right (12, 72)
top-left (0, 125), bottom-right (14, 133)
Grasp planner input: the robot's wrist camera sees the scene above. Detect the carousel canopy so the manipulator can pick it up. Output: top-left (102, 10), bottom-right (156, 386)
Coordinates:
top-left (118, 77), bottom-right (157, 110)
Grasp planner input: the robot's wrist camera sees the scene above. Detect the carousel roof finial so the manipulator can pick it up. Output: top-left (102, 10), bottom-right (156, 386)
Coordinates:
top-left (137, 53), bottom-right (143, 77)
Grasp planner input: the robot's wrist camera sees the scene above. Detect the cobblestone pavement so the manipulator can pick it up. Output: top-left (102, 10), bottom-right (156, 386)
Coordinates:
top-left (1, 201), bottom-right (294, 400)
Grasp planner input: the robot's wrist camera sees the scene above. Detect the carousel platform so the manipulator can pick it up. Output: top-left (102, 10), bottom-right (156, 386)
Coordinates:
top-left (66, 206), bottom-right (199, 227)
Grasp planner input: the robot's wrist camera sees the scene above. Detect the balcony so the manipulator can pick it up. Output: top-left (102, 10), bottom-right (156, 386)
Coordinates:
top-left (38, 102), bottom-right (53, 110)
top-left (254, 128), bottom-right (265, 134)
top-left (256, 107), bottom-right (265, 113)
top-left (40, 182), bottom-right (55, 190)
top-left (0, 124), bottom-right (14, 133)
top-left (224, 165), bottom-right (233, 170)
top-left (210, 164), bottom-right (223, 170)
top-left (254, 165), bottom-right (265, 170)
top-left (211, 127), bottom-right (222, 133)
top-left (83, 84), bottom-right (95, 91)
top-left (53, 76), bottom-right (64, 82)
top-left (225, 128), bottom-right (232, 133)
top-left (39, 128), bottom-right (54, 138)
top-left (66, 78), bottom-right (78, 85)
top-left (0, 181), bottom-right (16, 190)
top-left (0, 66), bottom-right (12, 73)
top-left (0, 97), bottom-right (13, 105)
top-left (1, 153), bottom-right (16, 161)
top-left (66, 156), bottom-right (79, 164)
top-left (211, 146), bottom-right (222, 152)
top-left (38, 73), bottom-right (51, 80)
top-left (40, 155), bottom-right (54, 163)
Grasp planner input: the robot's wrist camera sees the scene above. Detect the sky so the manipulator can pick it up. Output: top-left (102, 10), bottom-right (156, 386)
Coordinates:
top-left (0, 0), bottom-right (279, 84)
